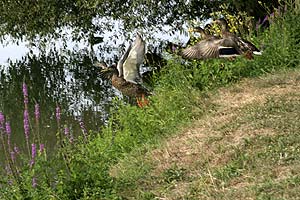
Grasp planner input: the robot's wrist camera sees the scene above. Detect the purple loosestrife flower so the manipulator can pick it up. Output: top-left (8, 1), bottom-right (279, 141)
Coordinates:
top-left (5, 122), bottom-right (11, 135)
top-left (262, 15), bottom-right (268, 25)
top-left (10, 151), bottom-right (16, 162)
top-left (23, 110), bottom-right (30, 140)
top-left (79, 120), bottom-right (87, 138)
top-left (31, 143), bottom-right (36, 159)
top-left (34, 104), bottom-right (40, 122)
top-left (0, 112), bottom-right (4, 131)
top-left (14, 145), bottom-right (20, 154)
top-left (22, 83), bottom-right (29, 106)
top-left (39, 143), bottom-right (45, 153)
top-left (30, 143), bottom-right (36, 167)
top-left (56, 106), bottom-right (61, 121)
top-left (6, 121), bottom-right (11, 148)
top-left (64, 126), bottom-right (69, 136)
top-left (32, 177), bottom-right (37, 188)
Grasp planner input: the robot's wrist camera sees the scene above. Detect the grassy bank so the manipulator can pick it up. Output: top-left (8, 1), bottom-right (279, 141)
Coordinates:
top-left (1, 6), bottom-right (300, 200)
top-left (112, 68), bottom-right (300, 199)
top-left (63, 8), bottom-right (300, 199)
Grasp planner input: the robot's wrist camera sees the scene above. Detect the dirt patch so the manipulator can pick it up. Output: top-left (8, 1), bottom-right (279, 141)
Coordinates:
top-left (146, 71), bottom-right (300, 199)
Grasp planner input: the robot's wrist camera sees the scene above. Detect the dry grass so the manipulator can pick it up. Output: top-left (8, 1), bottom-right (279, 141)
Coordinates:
top-left (110, 70), bottom-right (300, 199)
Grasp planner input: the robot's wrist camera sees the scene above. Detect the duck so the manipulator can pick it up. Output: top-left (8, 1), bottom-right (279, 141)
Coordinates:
top-left (214, 18), bottom-right (262, 57)
top-left (98, 33), bottom-right (150, 107)
top-left (181, 25), bottom-right (240, 59)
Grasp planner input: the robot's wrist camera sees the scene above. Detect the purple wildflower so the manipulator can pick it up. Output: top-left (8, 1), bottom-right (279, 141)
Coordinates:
top-left (39, 143), bottom-right (45, 153)
top-left (10, 151), bottom-right (16, 162)
top-left (34, 104), bottom-right (40, 122)
top-left (64, 126), bottom-right (69, 136)
top-left (22, 83), bottom-right (28, 96)
top-left (56, 106), bottom-right (61, 121)
top-left (262, 15), bottom-right (268, 25)
top-left (79, 120), bottom-right (87, 139)
top-left (31, 143), bottom-right (36, 159)
top-left (30, 143), bottom-right (36, 167)
top-left (14, 145), bottom-right (20, 154)
top-left (6, 121), bottom-right (11, 149)
top-left (22, 83), bottom-right (29, 105)
top-left (0, 112), bottom-right (4, 130)
top-left (23, 110), bottom-right (30, 140)
top-left (6, 122), bottom-right (11, 135)
top-left (32, 177), bottom-right (37, 188)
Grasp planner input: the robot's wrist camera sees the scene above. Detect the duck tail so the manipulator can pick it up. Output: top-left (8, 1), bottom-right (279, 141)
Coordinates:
top-left (253, 51), bottom-right (263, 55)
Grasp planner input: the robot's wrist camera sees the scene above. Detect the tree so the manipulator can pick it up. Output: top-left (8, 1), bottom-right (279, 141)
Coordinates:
top-left (0, 0), bottom-right (281, 43)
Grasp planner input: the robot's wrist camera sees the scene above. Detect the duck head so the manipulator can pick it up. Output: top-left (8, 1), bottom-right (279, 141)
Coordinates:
top-left (188, 26), bottom-right (208, 39)
top-left (214, 18), bottom-right (229, 32)
top-left (98, 62), bottom-right (119, 80)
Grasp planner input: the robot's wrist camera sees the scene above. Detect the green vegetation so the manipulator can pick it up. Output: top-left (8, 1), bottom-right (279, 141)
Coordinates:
top-left (1, 3), bottom-right (300, 200)
top-left (0, 0), bottom-right (280, 42)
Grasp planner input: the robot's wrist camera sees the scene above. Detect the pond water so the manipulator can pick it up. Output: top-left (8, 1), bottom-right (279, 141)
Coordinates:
top-left (0, 41), bottom-right (117, 158)
top-left (0, 29), bottom-right (189, 160)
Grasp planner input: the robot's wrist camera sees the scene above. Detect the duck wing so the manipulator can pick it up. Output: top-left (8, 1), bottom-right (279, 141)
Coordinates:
top-left (181, 37), bottom-right (220, 59)
top-left (123, 33), bottom-right (146, 84)
top-left (117, 43), bottom-right (132, 77)
top-left (182, 36), bottom-right (239, 59)
top-left (181, 42), bottom-right (205, 59)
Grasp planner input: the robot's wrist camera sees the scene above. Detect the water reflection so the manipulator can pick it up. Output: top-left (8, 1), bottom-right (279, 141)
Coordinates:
top-left (0, 27), bottom-right (189, 162)
top-left (0, 47), bottom-right (117, 157)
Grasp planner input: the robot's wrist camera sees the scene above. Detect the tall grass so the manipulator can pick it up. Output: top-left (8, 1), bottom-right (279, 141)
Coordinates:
top-left (0, 6), bottom-right (299, 200)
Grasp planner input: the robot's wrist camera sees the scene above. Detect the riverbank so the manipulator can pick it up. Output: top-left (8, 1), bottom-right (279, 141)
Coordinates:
top-left (111, 68), bottom-right (300, 199)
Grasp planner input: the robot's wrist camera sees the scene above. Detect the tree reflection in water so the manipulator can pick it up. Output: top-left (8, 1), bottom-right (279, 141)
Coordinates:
top-left (0, 47), bottom-right (117, 155)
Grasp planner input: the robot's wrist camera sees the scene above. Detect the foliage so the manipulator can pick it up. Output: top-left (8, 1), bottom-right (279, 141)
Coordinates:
top-left (209, 3), bottom-right (256, 36)
top-left (0, 3), bottom-right (300, 200)
top-left (0, 0), bottom-right (282, 43)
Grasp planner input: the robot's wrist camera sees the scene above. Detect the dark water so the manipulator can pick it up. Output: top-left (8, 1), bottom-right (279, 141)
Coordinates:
top-left (0, 45), bottom-right (118, 157)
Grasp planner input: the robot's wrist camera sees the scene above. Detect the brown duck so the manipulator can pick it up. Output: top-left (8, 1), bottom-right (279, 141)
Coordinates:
top-left (181, 25), bottom-right (240, 59)
top-left (214, 18), bottom-right (262, 57)
top-left (98, 33), bottom-right (150, 107)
